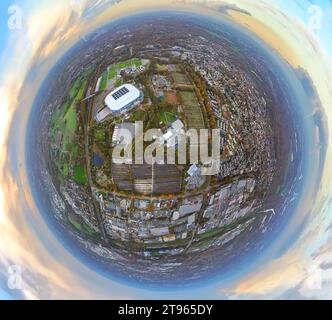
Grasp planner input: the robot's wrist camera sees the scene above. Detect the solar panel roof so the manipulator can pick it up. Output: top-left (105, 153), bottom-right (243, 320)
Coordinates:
top-left (112, 86), bottom-right (129, 100)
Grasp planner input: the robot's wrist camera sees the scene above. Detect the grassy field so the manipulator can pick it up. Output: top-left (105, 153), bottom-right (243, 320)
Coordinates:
top-left (172, 72), bottom-right (191, 85)
top-left (108, 67), bottom-right (117, 80)
top-left (147, 103), bottom-right (178, 129)
top-left (62, 163), bottom-right (69, 177)
top-left (70, 79), bottom-right (81, 100)
top-left (179, 90), bottom-right (205, 129)
top-left (195, 215), bottom-right (253, 243)
top-left (64, 104), bottom-right (77, 132)
top-left (99, 71), bottom-right (108, 91)
top-left (50, 102), bottom-right (77, 171)
top-left (130, 109), bottom-right (146, 122)
top-left (98, 58), bottom-right (143, 91)
top-left (121, 58), bottom-right (142, 68)
top-left (159, 112), bottom-right (177, 126)
top-left (70, 77), bottom-right (88, 100)
top-left (68, 213), bottom-right (97, 236)
top-left (50, 76), bottom-right (88, 180)
top-left (180, 90), bottom-right (199, 105)
top-left (108, 58), bottom-right (143, 81)
top-left (115, 79), bottom-right (122, 88)
top-left (68, 214), bottom-right (82, 231)
top-left (94, 128), bottom-right (106, 142)
top-left (74, 165), bottom-right (88, 185)
top-left (156, 64), bottom-right (168, 72)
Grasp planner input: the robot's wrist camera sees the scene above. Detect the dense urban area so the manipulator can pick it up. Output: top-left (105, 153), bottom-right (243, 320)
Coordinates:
top-left (36, 16), bottom-right (301, 282)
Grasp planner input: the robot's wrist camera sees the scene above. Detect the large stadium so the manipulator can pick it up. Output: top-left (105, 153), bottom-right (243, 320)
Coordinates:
top-left (96, 84), bottom-right (143, 122)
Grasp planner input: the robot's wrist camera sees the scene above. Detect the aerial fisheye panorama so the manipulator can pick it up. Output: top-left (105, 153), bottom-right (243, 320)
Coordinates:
top-left (30, 12), bottom-right (301, 286)
top-left (1, 0), bottom-right (332, 302)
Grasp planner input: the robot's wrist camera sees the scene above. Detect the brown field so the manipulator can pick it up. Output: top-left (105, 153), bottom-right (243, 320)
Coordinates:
top-left (172, 72), bottom-right (192, 85)
top-left (165, 91), bottom-right (178, 105)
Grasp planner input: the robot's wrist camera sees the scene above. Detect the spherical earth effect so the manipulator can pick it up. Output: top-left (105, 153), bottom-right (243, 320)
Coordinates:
top-left (28, 12), bottom-right (303, 286)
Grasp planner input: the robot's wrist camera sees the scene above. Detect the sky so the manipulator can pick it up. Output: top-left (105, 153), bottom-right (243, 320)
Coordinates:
top-left (0, 0), bottom-right (332, 300)
top-left (0, 1), bottom-right (12, 53)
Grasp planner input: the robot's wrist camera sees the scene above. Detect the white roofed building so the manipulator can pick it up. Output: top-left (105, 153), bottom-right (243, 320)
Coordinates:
top-left (96, 84), bottom-right (143, 122)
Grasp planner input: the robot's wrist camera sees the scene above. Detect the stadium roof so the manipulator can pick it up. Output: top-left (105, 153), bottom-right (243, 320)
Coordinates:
top-left (105, 84), bottom-right (141, 112)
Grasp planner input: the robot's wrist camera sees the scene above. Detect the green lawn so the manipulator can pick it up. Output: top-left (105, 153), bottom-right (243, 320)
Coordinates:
top-left (94, 128), bottom-right (106, 141)
top-left (76, 79), bottom-right (88, 101)
top-left (118, 58), bottom-right (142, 69)
top-left (82, 223), bottom-right (97, 236)
top-left (62, 163), bottom-right (69, 177)
top-left (146, 103), bottom-right (178, 130)
top-left (99, 71), bottom-right (108, 91)
top-left (50, 77), bottom-right (88, 180)
top-left (132, 58), bottom-right (143, 67)
top-left (159, 112), bottom-right (177, 125)
top-left (108, 67), bottom-right (117, 80)
top-left (64, 103), bottom-right (77, 132)
top-left (179, 91), bottom-right (205, 129)
top-left (68, 214), bottom-right (82, 231)
top-left (52, 100), bottom-right (77, 154)
top-left (69, 214), bottom-right (97, 236)
top-left (179, 90), bottom-right (199, 105)
top-left (105, 58), bottom-right (143, 84)
top-left (69, 78), bottom-right (82, 100)
top-left (69, 77), bottom-right (88, 100)
top-left (115, 79), bottom-right (122, 88)
top-left (130, 110), bottom-right (146, 122)
top-left (74, 165), bottom-right (88, 185)
top-left (156, 64), bottom-right (168, 72)
top-left (172, 72), bottom-right (191, 85)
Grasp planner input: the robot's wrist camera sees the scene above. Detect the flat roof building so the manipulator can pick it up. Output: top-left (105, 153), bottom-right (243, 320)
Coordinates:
top-left (96, 105), bottom-right (112, 123)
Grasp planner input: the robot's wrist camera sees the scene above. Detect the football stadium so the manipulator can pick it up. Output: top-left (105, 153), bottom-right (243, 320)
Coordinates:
top-left (96, 84), bottom-right (143, 122)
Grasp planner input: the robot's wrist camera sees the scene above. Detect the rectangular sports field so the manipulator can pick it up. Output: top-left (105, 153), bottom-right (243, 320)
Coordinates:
top-left (179, 90), bottom-right (205, 129)
top-left (172, 72), bottom-right (192, 85)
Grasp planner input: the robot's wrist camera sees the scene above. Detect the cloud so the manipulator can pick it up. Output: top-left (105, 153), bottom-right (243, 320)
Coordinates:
top-left (217, 4), bottom-right (251, 16)
top-left (0, 0), bottom-right (138, 300)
